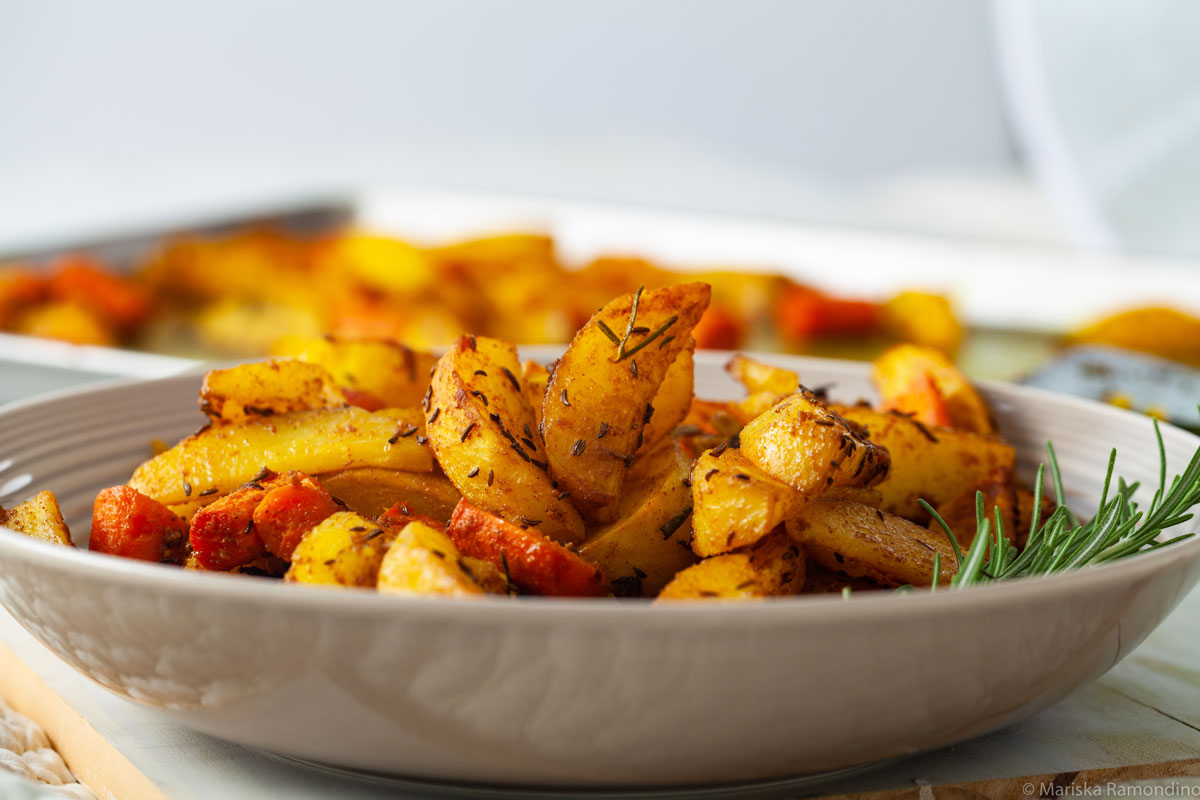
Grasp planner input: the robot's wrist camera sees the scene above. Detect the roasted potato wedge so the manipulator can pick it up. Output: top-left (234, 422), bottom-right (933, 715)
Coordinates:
top-left (739, 389), bottom-right (890, 495)
top-left (543, 283), bottom-right (711, 523)
top-left (657, 532), bottom-right (804, 601)
top-left (286, 511), bottom-right (397, 587)
top-left (199, 359), bottom-right (348, 422)
top-left (929, 466), bottom-right (1017, 549)
top-left (690, 447), bottom-right (801, 556)
top-left (376, 520), bottom-right (491, 597)
top-left (428, 336), bottom-right (585, 544)
top-left (0, 491), bottom-right (72, 547)
top-left (578, 440), bottom-right (697, 596)
top-left (129, 406), bottom-right (431, 506)
top-left (521, 359), bottom-right (551, 432)
top-left (642, 342), bottom-right (696, 449)
top-left (317, 468), bottom-right (461, 521)
top-left (275, 335), bottom-right (438, 408)
top-left (832, 404), bottom-right (1016, 522)
top-left (786, 497), bottom-right (957, 587)
top-left (726, 354), bottom-right (799, 396)
top-left (873, 344), bottom-right (993, 434)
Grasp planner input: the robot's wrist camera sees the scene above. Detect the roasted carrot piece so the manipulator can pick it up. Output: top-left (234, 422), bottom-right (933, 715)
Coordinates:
top-left (189, 484), bottom-right (269, 570)
top-left (881, 373), bottom-right (953, 429)
top-left (46, 256), bottom-right (151, 332)
top-left (692, 304), bottom-right (744, 350)
top-left (90, 486), bottom-right (188, 563)
top-left (252, 475), bottom-right (341, 560)
top-left (447, 500), bottom-right (608, 597)
top-left (774, 286), bottom-right (880, 340)
top-left (377, 502), bottom-right (445, 531)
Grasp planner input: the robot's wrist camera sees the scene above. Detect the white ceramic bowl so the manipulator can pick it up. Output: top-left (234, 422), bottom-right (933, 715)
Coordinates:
top-left (1, 352), bottom-right (1198, 789)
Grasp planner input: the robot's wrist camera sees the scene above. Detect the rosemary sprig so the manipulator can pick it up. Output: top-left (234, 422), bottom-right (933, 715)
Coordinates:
top-left (613, 286), bottom-right (644, 361)
top-left (606, 285), bottom-right (679, 361)
top-left (927, 416), bottom-right (1200, 589)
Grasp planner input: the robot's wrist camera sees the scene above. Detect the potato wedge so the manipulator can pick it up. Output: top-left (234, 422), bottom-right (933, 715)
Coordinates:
top-left (690, 448), bottom-right (801, 556)
top-left (873, 344), bottom-right (993, 434)
top-left (317, 468), bottom-right (461, 521)
top-left (642, 342), bottom-right (695, 449)
top-left (0, 491), bottom-right (72, 547)
top-left (376, 520), bottom-right (490, 597)
top-left (832, 404), bottom-right (1015, 522)
top-left (543, 283), bottom-right (711, 523)
top-left (129, 406), bottom-right (432, 506)
top-left (275, 335), bottom-right (438, 408)
top-left (199, 359), bottom-right (348, 422)
top-left (739, 389), bottom-right (890, 495)
top-left (929, 466), bottom-right (1017, 550)
top-left (286, 511), bottom-right (397, 587)
top-left (521, 359), bottom-right (551, 432)
top-left (786, 497), bottom-right (957, 587)
top-left (657, 532), bottom-right (804, 601)
top-left (578, 440), bottom-right (697, 596)
top-left (726, 354), bottom-right (799, 396)
top-left (428, 336), bottom-right (585, 544)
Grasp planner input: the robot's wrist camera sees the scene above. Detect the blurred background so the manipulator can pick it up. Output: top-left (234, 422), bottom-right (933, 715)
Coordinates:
top-left (1, 0), bottom-right (1198, 421)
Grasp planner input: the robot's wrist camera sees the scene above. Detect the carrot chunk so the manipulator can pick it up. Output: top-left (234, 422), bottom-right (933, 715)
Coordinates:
top-left (90, 486), bottom-right (187, 563)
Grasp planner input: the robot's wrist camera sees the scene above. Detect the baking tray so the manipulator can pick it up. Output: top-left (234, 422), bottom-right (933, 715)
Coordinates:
top-left (2, 185), bottom-right (1199, 380)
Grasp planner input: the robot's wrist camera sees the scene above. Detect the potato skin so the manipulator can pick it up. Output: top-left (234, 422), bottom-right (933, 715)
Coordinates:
top-left (786, 497), bottom-right (957, 587)
top-left (316, 468), bottom-right (461, 522)
top-left (428, 336), bottom-right (585, 544)
top-left (199, 359), bottom-right (348, 422)
top-left (1, 490), bottom-right (73, 548)
top-left (129, 406), bottom-right (431, 506)
top-left (286, 511), bottom-right (397, 588)
top-left (689, 447), bottom-right (801, 557)
top-left (832, 404), bottom-right (1015, 523)
top-left (657, 532), bottom-right (804, 601)
top-left (447, 501), bottom-right (608, 597)
top-left (578, 440), bottom-right (697, 596)
top-left (739, 390), bottom-right (890, 496)
top-left (543, 283), bottom-right (710, 523)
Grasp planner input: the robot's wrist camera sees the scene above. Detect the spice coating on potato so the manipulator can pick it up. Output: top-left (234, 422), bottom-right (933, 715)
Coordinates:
top-left (428, 336), bottom-right (585, 544)
top-left (690, 447), bottom-right (802, 557)
top-left (1, 490), bottom-right (73, 548)
top-left (832, 404), bottom-right (1015, 523)
top-left (543, 283), bottom-right (710, 523)
top-left (657, 532), bottom-right (804, 601)
top-left (739, 389), bottom-right (889, 496)
top-left (317, 468), bottom-right (462, 522)
top-left (376, 521), bottom-right (490, 598)
top-left (286, 511), bottom-right (397, 587)
top-left (90, 486), bottom-right (186, 563)
top-left (199, 359), bottom-right (349, 423)
top-left (578, 439), bottom-right (697, 596)
top-left (787, 497), bottom-right (957, 587)
top-left (129, 406), bottom-right (432, 506)
top-left (448, 501), bottom-right (608, 597)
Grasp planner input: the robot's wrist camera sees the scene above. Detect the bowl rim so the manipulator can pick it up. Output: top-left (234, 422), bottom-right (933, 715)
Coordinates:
top-left (2, 351), bottom-right (1198, 629)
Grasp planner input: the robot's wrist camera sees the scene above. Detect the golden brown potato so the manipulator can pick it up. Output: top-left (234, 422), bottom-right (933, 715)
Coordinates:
top-left (800, 561), bottom-right (885, 594)
top-left (376, 520), bottom-right (493, 597)
top-left (316, 468), bottom-right (461, 521)
top-left (657, 533), bottom-right (804, 601)
top-left (689, 448), bottom-right (801, 557)
top-left (286, 511), bottom-right (397, 587)
top-left (873, 344), bottom-right (993, 434)
top-left (199, 360), bottom-right (348, 422)
top-left (739, 390), bottom-right (890, 496)
top-left (428, 336), bottom-right (585, 544)
top-left (786, 497), bottom-right (957, 587)
top-left (929, 466), bottom-right (1017, 550)
top-left (274, 335), bottom-right (438, 408)
top-left (0, 491), bottom-right (72, 546)
top-left (578, 440), bottom-right (697, 596)
top-left (642, 342), bottom-right (696, 449)
top-left (726, 354), bottom-right (800, 396)
top-left (832, 404), bottom-right (1016, 523)
top-left (543, 283), bottom-right (711, 523)
top-left (129, 407), bottom-right (432, 506)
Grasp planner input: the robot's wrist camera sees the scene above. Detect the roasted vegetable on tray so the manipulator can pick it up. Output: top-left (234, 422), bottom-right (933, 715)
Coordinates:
top-left (3, 283), bottom-right (1197, 602)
